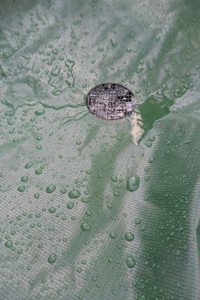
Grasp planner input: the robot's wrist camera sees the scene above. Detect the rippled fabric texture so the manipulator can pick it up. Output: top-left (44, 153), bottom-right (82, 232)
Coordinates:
top-left (0, 1), bottom-right (200, 299)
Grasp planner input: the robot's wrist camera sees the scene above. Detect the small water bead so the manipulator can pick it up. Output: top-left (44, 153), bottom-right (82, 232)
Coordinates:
top-left (135, 218), bottom-right (141, 225)
top-left (51, 67), bottom-right (60, 77)
top-left (46, 184), bottom-right (56, 193)
top-left (81, 197), bottom-right (89, 203)
top-left (148, 157), bottom-right (154, 163)
top-left (34, 192), bottom-right (40, 199)
top-left (85, 209), bottom-right (92, 216)
top-left (25, 162), bottom-right (33, 169)
top-left (109, 232), bottom-right (116, 239)
top-left (68, 190), bottom-right (81, 198)
top-left (5, 240), bottom-right (13, 248)
top-left (145, 141), bottom-right (152, 147)
top-left (60, 188), bottom-right (67, 194)
top-left (126, 256), bottom-right (136, 268)
top-left (81, 222), bottom-right (91, 231)
top-left (67, 202), bottom-right (74, 209)
top-left (148, 136), bottom-right (156, 142)
top-left (76, 140), bottom-right (82, 145)
top-left (84, 190), bottom-right (90, 196)
top-left (18, 185), bottom-right (26, 192)
top-left (21, 175), bottom-right (29, 182)
top-left (125, 232), bottom-right (134, 241)
top-left (76, 267), bottom-right (82, 273)
top-left (35, 109), bottom-right (45, 116)
top-left (110, 39), bottom-right (117, 47)
top-left (111, 175), bottom-right (118, 182)
top-left (48, 253), bottom-right (57, 264)
top-left (112, 289), bottom-right (117, 296)
top-left (49, 207), bottom-right (56, 213)
top-left (107, 203), bottom-right (113, 209)
top-left (114, 190), bottom-right (120, 197)
top-left (75, 182), bottom-right (81, 188)
top-left (81, 259), bottom-right (87, 265)
top-left (35, 168), bottom-right (42, 175)
top-left (126, 175), bottom-right (140, 192)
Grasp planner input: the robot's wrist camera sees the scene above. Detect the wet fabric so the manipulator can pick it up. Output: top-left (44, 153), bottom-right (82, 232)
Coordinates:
top-left (0, 1), bottom-right (200, 299)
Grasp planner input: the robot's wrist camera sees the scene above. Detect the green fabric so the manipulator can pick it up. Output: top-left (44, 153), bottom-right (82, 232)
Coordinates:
top-left (0, 1), bottom-right (200, 299)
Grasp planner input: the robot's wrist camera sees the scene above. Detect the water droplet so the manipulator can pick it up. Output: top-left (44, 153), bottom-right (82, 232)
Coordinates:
top-left (109, 231), bottom-right (116, 239)
top-left (85, 209), bottom-right (92, 216)
top-left (46, 184), bottom-right (56, 193)
top-left (111, 175), bottom-right (118, 182)
top-left (110, 39), bottom-right (117, 47)
top-left (35, 109), bottom-right (45, 116)
top-left (81, 197), bottom-right (89, 203)
top-left (25, 162), bottom-right (33, 169)
top-left (35, 168), bottom-right (42, 175)
top-left (77, 259), bottom-right (85, 268)
top-left (126, 256), bottom-right (136, 268)
top-left (51, 67), bottom-right (60, 77)
top-left (125, 232), bottom-right (134, 241)
top-left (81, 222), bottom-right (91, 231)
top-left (21, 175), bottom-right (29, 182)
top-left (5, 240), bottom-right (13, 248)
top-left (34, 192), bottom-right (40, 199)
top-left (18, 185), bottom-right (26, 192)
top-left (135, 218), bottom-right (141, 225)
top-left (126, 175), bottom-right (140, 192)
top-left (48, 207), bottom-right (56, 213)
top-left (145, 141), bottom-right (152, 147)
top-left (67, 202), bottom-right (74, 209)
top-left (76, 267), bottom-right (82, 273)
top-left (68, 190), bottom-right (81, 198)
top-left (48, 253), bottom-right (57, 264)
top-left (57, 186), bottom-right (65, 194)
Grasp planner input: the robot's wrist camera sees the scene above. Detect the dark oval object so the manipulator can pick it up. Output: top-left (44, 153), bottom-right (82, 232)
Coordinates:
top-left (86, 83), bottom-right (135, 120)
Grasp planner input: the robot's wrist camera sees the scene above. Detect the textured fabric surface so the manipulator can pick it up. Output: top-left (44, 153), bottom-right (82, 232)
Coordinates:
top-left (0, 1), bottom-right (200, 299)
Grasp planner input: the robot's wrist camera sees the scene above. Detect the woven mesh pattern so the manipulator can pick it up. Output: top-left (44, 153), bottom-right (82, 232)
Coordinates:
top-left (86, 84), bottom-right (134, 120)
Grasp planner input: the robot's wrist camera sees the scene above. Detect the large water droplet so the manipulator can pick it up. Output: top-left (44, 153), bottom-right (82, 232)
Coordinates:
top-left (126, 175), bottom-right (140, 192)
